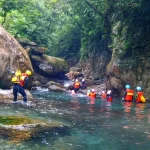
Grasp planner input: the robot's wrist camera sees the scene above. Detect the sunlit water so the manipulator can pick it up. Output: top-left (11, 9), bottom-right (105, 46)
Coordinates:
top-left (1, 90), bottom-right (150, 150)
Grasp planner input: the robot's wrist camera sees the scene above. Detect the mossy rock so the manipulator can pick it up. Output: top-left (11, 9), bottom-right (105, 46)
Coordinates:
top-left (31, 54), bottom-right (69, 75)
top-left (0, 115), bottom-right (69, 144)
top-left (0, 116), bottom-right (32, 125)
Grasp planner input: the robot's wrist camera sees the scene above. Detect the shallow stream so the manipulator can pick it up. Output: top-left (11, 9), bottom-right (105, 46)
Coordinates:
top-left (0, 90), bottom-right (150, 150)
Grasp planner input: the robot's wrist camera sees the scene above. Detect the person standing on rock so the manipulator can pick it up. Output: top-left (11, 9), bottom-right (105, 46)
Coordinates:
top-left (11, 70), bottom-right (32, 104)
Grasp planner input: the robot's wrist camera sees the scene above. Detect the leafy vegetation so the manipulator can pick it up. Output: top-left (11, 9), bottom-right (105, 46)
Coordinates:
top-left (0, 0), bottom-right (150, 62)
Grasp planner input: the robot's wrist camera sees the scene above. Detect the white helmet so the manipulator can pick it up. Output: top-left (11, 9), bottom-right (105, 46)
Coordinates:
top-left (82, 78), bottom-right (85, 81)
top-left (107, 90), bottom-right (111, 94)
top-left (92, 89), bottom-right (95, 92)
top-left (75, 79), bottom-right (79, 82)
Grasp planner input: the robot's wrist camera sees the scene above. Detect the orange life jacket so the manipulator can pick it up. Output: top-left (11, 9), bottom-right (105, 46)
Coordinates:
top-left (74, 81), bottom-right (80, 89)
top-left (124, 89), bottom-right (134, 101)
top-left (89, 92), bottom-right (96, 98)
top-left (19, 73), bottom-right (28, 87)
top-left (136, 91), bottom-right (144, 103)
top-left (101, 93), bottom-right (106, 99)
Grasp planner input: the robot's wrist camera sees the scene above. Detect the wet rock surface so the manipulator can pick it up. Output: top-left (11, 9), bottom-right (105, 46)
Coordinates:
top-left (0, 115), bottom-right (69, 144)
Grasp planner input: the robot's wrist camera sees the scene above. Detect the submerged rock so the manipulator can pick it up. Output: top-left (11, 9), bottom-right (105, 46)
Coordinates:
top-left (0, 115), bottom-right (69, 144)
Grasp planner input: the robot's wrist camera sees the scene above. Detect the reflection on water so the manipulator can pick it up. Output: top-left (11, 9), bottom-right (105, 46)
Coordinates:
top-left (0, 91), bottom-right (150, 149)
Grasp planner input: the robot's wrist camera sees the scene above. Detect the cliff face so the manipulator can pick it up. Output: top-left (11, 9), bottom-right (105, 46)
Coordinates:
top-left (80, 50), bottom-right (111, 80)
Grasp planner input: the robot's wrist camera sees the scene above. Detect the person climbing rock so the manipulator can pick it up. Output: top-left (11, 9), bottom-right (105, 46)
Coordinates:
top-left (11, 70), bottom-right (32, 104)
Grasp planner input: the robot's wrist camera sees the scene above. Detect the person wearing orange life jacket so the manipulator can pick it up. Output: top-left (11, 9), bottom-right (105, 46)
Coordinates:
top-left (135, 86), bottom-right (145, 103)
top-left (11, 70), bottom-right (32, 103)
top-left (123, 85), bottom-right (134, 102)
top-left (89, 89), bottom-right (96, 98)
top-left (106, 90), bottom-right (113, 102)
top-left (101, 91), bottom-right (107, 99)
top-left (73, 79), bottom-right (81, 93)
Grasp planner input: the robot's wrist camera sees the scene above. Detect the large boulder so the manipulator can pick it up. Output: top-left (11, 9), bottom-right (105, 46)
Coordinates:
top-left (31, 54), bottom-right (69, 76)
top-left (17, 38), bottom-right (48, 56)
top-left (0, 25), bottom-right (33, 89)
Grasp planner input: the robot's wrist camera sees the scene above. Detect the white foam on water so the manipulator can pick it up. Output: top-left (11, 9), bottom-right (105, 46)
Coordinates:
top-left (35, 87), bottom-right (49, 91)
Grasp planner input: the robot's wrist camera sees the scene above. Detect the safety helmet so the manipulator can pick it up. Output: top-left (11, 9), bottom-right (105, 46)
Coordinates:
top-left (125, 85), bottom-right (130, 89)
top-left (136, 86), bottom-right (141, 91)
top-left (75, 79), bottom-right (79, 82)
top-left (107, 90), bottom-right (111, 94)
top-left (91, 89), bottom-right (95, 92)
top-left (26, 70), bottom-right (32, 75)
top-left (15, 70), bottom-right (21, 76)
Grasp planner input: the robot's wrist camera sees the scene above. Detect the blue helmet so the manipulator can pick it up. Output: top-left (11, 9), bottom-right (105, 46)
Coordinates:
top-left (125, 85), bottom-right (130, 89)
top-left (136, 86), bottom-right (141, 91)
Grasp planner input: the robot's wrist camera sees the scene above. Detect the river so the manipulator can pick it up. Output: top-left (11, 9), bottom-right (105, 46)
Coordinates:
top-left (0, 89), bottom-right (150, 150)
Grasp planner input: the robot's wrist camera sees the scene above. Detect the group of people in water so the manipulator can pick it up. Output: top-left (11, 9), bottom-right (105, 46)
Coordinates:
top-left (11, 69), bottom-right (146, 104)
top-left (122, 85), bottom-right (146, 103)
top-left (71, 78), bottom-right (146, 103)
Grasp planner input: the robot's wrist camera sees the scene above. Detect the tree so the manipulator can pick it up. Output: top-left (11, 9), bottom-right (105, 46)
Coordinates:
top-left (0, 0), bottom-right (32, 25)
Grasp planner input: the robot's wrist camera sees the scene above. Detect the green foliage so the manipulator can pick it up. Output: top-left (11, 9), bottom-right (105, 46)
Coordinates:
top-left (0, 0), bottom-right (32, 25)
top-left (0, 0), bottom-right (149, 63)
top-left (111, 0), bottom-right (150, 59)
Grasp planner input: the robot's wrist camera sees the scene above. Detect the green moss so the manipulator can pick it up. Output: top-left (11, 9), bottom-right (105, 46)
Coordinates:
top-left (0, 116), bottom-right (32, 125)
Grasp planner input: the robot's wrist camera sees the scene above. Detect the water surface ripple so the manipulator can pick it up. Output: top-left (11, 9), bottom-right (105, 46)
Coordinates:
top-left (0, 90), bottom-right (150, 150)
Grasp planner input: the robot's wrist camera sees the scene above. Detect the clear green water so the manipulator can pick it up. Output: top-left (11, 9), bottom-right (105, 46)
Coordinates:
top-left (1, 90), bottom-right (150, 150)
